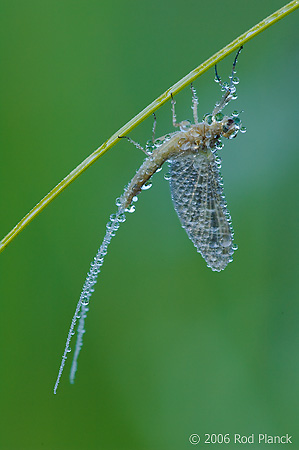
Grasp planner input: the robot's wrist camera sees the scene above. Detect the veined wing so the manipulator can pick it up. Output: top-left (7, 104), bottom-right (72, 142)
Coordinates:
top-left (169, 151), bottom-right (236, 272)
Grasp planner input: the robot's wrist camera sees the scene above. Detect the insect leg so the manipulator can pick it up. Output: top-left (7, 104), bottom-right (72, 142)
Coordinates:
top-left (214, 64), bottom-right (224, 88)
top-left (118, 135), bottom-right (150, 156)
top-left (152, 112), bottom-right (157, 143)
top-left (171, 93), bottom-right (180, 128)
top-left (191, 83), bottom-right (199, 124)
top-left (213, 46), bottom-right (243, 115)
top-left (231, 46), bottom-right (243, 75)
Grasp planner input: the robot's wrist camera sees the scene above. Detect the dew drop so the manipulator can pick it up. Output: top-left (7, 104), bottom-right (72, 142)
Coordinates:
top-left (164, 173), bottom-right (171, 181)
top-left (221, 236), bottom-right (232, 247)
top-left (204, 114), bottom-right (213, 125)
top-left (179, 120), bottom-right (191, 131)
top-left (228, 131), bottom-right (237, 139)
top-left (118, 213), bottom-right (126, 223)
top-left (221, 81), bottom-right (229, 91)
top-left (215, 112), bottom-right (224, 122)
top-left (141, 181), bottom-right (152, 190)
top-left (154, 139), bottom-right (163, 147)
top-left (146, 140), bottom-right (153, 148)
top-left (126, 205), bottom-right (135, 213)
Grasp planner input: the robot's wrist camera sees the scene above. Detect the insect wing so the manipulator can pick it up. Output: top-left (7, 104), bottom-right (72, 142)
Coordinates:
top-left (169, 152), bottom-right (236, 271)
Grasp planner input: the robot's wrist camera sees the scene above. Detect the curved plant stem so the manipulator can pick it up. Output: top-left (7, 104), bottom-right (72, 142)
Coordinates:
top-left (0, 0), bottom-right (298, 254)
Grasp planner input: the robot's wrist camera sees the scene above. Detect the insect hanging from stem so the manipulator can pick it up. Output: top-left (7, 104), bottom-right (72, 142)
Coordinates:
top-left (54, 46), bottom-right (245, 394)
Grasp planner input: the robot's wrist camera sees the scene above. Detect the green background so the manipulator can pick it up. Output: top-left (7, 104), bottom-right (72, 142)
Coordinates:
top-left (0, 1), bottom-right (298, 449)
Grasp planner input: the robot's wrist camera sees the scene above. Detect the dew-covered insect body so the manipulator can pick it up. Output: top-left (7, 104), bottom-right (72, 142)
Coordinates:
top-left (54, 48), bottom-right (245, 393)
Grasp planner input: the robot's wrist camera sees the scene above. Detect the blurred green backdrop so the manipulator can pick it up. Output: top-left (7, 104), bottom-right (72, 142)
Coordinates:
top-left (0, 1), bottom-right (298, 449)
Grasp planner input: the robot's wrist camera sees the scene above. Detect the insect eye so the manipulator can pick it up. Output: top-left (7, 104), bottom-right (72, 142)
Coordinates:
top-left (226, 118), bottom-right (234, 127)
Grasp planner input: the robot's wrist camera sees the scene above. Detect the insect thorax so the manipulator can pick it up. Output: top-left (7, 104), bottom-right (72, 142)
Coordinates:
top-left (176, 114), bottom-right (241, 156)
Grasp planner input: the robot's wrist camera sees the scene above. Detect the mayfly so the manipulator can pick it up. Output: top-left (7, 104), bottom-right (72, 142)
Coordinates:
top-left (54, 47), bottom-right (245, 393)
